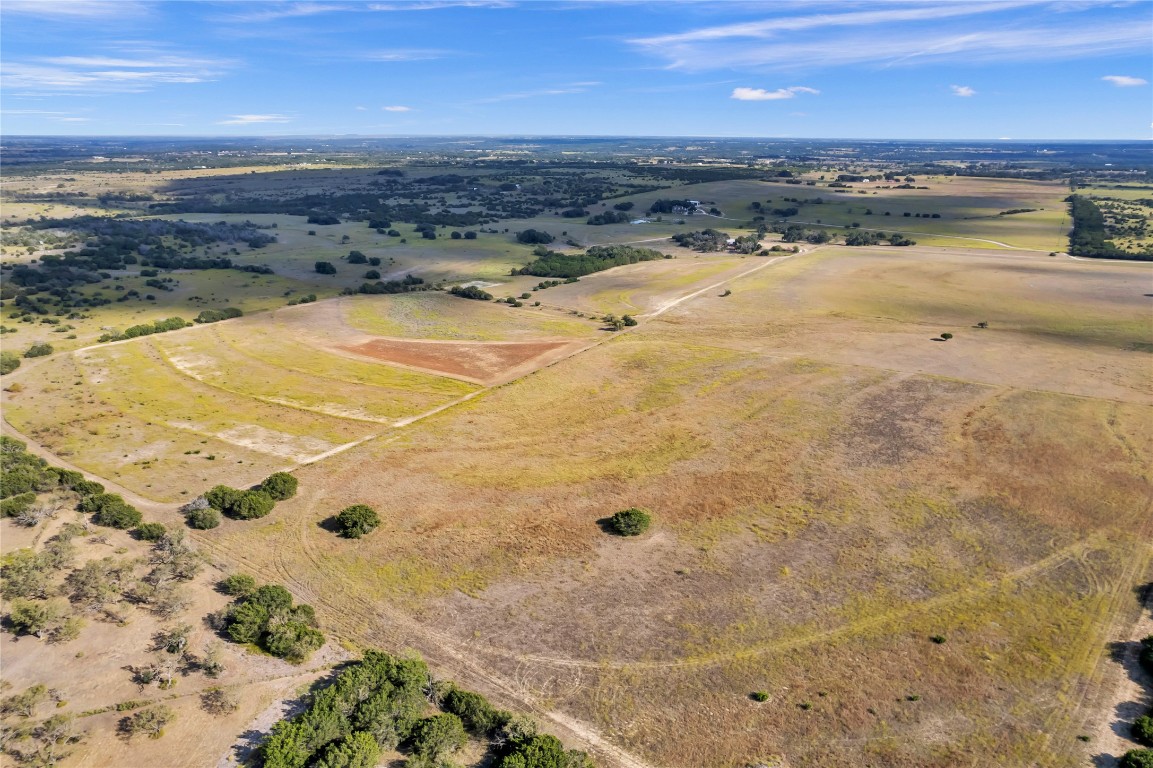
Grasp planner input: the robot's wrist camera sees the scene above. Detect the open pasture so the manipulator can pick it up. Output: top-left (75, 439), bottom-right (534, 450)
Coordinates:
top-left (191, 244), bottom-right (1152, 767)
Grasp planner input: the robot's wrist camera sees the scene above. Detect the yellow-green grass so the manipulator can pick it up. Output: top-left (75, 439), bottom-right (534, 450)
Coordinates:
top-left (67, 339), bottom-right (374, 451)
top-left (1, 354), bottom-right (288, 500)
top-left (210, 313), bottom-right (480, 395)
top-left (342, 291), bottom-right (599, 341)
top-left (154, 324), bottom-right (470, 422)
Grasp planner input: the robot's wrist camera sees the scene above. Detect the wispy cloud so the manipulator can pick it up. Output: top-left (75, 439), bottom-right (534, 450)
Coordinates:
top-left (366, 1), bottom-right (513, 10)
top-left (629, 2), bottom-right (1151, 72)
top-left (382, 105), bottom-right (413, 112)
top-left (732, 85), bottom-right (818, 101)
top-left (473, 83), bottom-right (597, 103)
top-left (2, 50), bottom-right (235, 95)
top-left (217, 114), bottom-right (292, 125)
top-left (951, 84), bottom-right (976, 97)
top-left (219, 2), bottom-right (349, 23)
top-left (1102, 75), bottom-right (1148, 87)
top-left (1, 0), bottom-right (150, 19)
top-left (358, 49), bottom-right (450, 62)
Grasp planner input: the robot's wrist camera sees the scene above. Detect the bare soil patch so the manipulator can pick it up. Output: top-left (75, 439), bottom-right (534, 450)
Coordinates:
top-left (338, 337), bottom-right (588, 385)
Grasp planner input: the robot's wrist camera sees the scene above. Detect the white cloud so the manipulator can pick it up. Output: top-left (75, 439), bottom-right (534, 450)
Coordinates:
top-left (359, 49), bottom-right (448, 62)
top-left (220, 2), bottom-right (349, 23)
top-left (59, 117), bottom-right (91, 122)
top-left (366, 1), bottom-right (513, 10)
top-left (382, 105), bottom-right (413, 112)
top-left (1, 0), bottom-right (150, 19)
top-left (217, 114), bottom-right (292, 125)
top-left (732, 86), bottom-right (819, 101)
top-left (1102, 75), bottom-right (1148, 87)
top-left (355, 106), bottom-right (368, 111)
top-left (474, 83), bottom-right (597, 103)
top-left (951, 84), bottom-right (976, 97)
top-left (629, 2), bottom-right (1151, 72)
top-left (2, 51), bottom-right (234, 94)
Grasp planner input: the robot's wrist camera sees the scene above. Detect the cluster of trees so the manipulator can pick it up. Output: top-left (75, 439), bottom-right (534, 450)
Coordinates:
top-left (1119, 635), bottom-right (1153, 766)
top-left (97, 316), bottom-right (190, 343)
top-left (449, 285), bottom-right (494, 301)
top-left (347, 274), bottom-right (426, 296)
top-left (671, 229), bottom-right (729, 252)
top-left (1067, 195), bottom-right (1153, 260)
top-left (516, 244), bottom-right (668, 279)
top-left (194, 307), bottom-right (243, 324)
top-left (843, 230), bottom-right (916, 247)
top-left (1, 437), bottom-right (105, 502)
top-left (259, 650), bottom-right (593, 768)
top-left (79, 493), bottom-right (143, 529)
top-left (648, 199), bottom-right (696, 214)
top-left (216, 582), bottom-right (323, 663)
top-left (586, 210), bottom-right (630, 225)
top-left (187, 472), bottom-right (298, 525)
top-left (516, 229), bottom-right (555, 245)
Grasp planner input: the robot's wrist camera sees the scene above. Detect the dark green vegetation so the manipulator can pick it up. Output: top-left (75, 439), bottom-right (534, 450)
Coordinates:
top-left (347, 274), bottom-right (426, 296)
top-left (22, 343), bottom-right (52, 358)
top-left (1067, 195), bottom-right (1153, 260)
top-left (1, 437), bottom-right (104, 503)
top-left (97, 316), bottom-right (190, 343)
top-left (0, 351), bottom-right (19, 374)
top-left (259, 650), bottom-right (592, 768)
top-left (259, 472), bottom-right (299, 501)
top-left (2, 217), bottom-right (276, 313)
top-left (449, 285), bottom-right (493, 301)
top-left (219, 583), bottom-right (323, 663)
top-left (606, 508), bottom-right (652, 536)
top-left (194, 307), bottom-right (243, 324)
top-left (334, 505), bottom-right (381, 539)
top-left (516, 245), bottom-right (668, 279)
top-left (1121, 750), bottom-right (1153, 768)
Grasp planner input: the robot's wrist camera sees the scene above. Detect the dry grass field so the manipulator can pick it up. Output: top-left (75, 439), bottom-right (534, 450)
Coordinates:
top-left (3, 164), bottom-right (1150, 767)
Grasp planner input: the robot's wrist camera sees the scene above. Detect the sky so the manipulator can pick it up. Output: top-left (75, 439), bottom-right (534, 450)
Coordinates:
top-left (1, 0), bottom-right (1150, 139)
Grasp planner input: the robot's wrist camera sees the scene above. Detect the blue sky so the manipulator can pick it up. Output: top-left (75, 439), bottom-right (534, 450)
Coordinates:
top-left (1, 0), bottom-right (1150, 139)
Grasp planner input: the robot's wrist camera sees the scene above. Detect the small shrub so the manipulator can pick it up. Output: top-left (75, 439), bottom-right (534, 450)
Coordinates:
top-left (0, 351), bottom-right (20, 375)
top-left (258, 472), bottom-right (298, 501)
top-left (607, 507), bottom-right (652, 536)
top-left (940, 332), bottom-right (953, 340)
top-left (135, 522), bottom-right (167, 542)
top-left (335, 504), bottom-right (380, 538)
top-left (929, 634), bottom-right (947, 644)
top-left (186, 507), bottom-right (221, 529)
top-left (751, 691), bottom-right (769, 702)
top-left (229, 490), bottom-right (275, 520)
top-left (24, 343), bottom-right (53, 358)
top-left (119, 705), bottom-right (174, 740)
top-left (1134, 715), bottom-right (1153, 747)
top-left (221, 573), bottom-right (257, 596)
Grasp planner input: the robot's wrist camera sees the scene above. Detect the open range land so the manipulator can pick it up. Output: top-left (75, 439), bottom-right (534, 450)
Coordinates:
top-left (2, 139), bottom-right (1151, 768)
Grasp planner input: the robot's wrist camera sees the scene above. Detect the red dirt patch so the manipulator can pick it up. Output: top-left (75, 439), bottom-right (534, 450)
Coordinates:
top-left (337, 337), bottom-right (586, 384)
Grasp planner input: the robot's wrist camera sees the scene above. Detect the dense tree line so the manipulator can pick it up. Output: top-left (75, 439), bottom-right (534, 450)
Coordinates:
top-left (258, 650), bottom-right (593, 768)
top-left (98, 316), bottom-right (190, 343)
top-left (648, 199), bottom-right (696, 214)
top-left (194, 307), bottom-right (243, 324)
top-left (1067, 195), bottom-right (1153, 260)
top-left (586, 210), bottom-right (630, 225)
top-left (672, 229), bottom-right (729, 252)
top-left (516, 244), bottom-right (668, 278)
top-left (449, 285), bottom-right (494, 301)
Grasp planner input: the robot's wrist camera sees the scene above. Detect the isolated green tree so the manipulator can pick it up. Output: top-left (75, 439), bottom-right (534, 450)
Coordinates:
top-left (259, 472), bottom-right (298, 501)
top-left (230, 490), bottom-right (275, 520)
top-left (315, 261), bottom-right (337, 275)
top-left (186, 507), bottom-right (221, 529)
top-left (335, 505), bottom-right (380, 539)
top-left (607, 508), bottom-right (652, 536)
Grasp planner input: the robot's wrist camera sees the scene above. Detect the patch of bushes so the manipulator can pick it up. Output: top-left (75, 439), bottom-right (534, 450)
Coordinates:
top-left (334, 505), bottom-right (380, 539)
top-left (194, 307), bottom-right (243, 324)
top-left (449, 284), bottom-right (493, 301)
top-left (607, 507), bottom-right (652, 536)
top-left (135, 522), bottom-right (167, 542)
top-left (516, 229), bottom-right (554, 245)
top-left (23, 342), bottom-right (53, 358)
top-left (222, 583), bottom-right (323, 663)
top-left (97, 317), bottom-right (188, 343)
top-left (258, 472), bottom-right (298, 501)
top-left (203, 484), bottom-right (276, 520)
top-left (1121, 750), bottom-right (1153, 768)
top-left (0, 351), bottom-right (20, 375)
top-left (517, 244), bottom-right (666, 279)
top-left (80, 493), bottom-right (143, 529)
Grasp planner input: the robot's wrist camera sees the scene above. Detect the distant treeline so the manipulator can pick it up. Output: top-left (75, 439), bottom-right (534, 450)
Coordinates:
top-left (516, 244), bottom-right (669, 278)
top-left (1067, 195), bottom-right (1153, 260)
